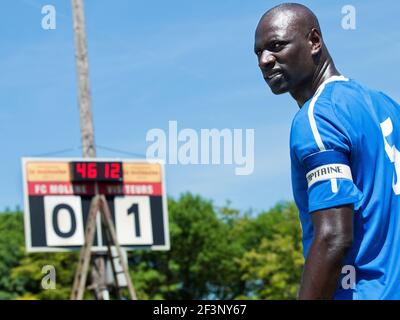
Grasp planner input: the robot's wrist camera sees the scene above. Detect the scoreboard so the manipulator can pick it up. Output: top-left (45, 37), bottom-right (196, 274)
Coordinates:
top-left (21, 158), bottom-right (169, 252)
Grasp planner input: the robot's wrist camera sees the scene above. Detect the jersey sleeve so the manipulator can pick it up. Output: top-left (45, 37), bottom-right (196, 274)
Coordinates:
top-left (290, 95), bottom-right (363, 213)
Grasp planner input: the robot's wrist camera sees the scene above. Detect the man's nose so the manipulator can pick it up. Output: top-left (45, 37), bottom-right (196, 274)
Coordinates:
top-left (258, 50), bottom-right (276, 70)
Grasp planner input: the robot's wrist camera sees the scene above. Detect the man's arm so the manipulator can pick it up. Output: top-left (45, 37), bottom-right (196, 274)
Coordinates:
top-left (298, 204), bottom-right (353, 300)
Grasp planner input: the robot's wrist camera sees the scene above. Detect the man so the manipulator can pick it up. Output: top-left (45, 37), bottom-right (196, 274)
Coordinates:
top-left (254, 3), bottom-right (400, 299)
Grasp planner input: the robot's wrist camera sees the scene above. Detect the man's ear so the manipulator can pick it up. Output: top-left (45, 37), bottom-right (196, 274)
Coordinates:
top-left (308, 28), bottom-right (322, 56)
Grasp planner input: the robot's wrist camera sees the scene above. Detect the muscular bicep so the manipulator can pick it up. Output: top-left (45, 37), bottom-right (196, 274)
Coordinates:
top-left (311, 204), bottom-right (354, 245)
top-left (298, 204), bottom-right (354, 300)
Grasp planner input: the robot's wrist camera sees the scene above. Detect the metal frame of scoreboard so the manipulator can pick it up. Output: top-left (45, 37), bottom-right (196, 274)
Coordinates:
top-left (21, 158), bottom-right (170, 252)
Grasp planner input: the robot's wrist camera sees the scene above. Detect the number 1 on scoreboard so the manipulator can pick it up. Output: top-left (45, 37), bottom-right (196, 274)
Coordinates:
top-left (114, 196), bottom-right (153, 245)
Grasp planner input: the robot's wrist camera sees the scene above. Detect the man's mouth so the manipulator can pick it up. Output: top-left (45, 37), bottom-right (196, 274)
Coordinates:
top-left (265, 72), bottom-right (283, 81)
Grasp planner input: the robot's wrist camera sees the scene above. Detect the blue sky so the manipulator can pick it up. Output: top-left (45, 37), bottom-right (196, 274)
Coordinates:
top-left (1, 0), bottom-right (400, 213)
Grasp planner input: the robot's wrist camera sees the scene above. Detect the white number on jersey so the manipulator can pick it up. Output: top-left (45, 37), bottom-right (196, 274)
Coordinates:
top-left (380, 117), bottom-right (400, 195)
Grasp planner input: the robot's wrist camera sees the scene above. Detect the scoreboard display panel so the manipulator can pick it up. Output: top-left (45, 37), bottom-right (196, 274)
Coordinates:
top-left (21, 158), bottom-right (169, 252)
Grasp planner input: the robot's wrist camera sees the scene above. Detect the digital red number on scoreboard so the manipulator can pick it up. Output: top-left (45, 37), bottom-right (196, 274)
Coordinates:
top-left (71, 162), bottom-right (123, 182)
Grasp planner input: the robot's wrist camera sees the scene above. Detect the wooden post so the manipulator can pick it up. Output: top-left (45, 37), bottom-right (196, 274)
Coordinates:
top-left (71, 0), bottom-right (96, 158)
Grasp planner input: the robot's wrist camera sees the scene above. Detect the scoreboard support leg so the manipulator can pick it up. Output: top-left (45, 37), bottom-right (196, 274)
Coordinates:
top-left (70, 195), bottom-right (137, 300)
top-left (88, 255), bottom-right (107, 300)
top-left (99, 195), bottom-right (137, 300)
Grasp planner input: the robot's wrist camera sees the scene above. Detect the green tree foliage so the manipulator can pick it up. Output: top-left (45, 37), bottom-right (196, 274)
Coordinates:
top-left (130, 196), bottom-right (304, 300)
top-left (0, 211), bottom-right (25, 299)
top-left (11, 252), bottom-right (78, 299)
top-left (238, 202), bottom-right (304, 299)
top-left (0, 194), bottom-right (304, 300)
top-left (130, 193), bottom-right (247, 300)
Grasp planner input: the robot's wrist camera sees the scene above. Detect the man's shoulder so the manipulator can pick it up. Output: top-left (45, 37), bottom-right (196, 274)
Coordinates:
top-left (332, 78), bottom-right (400, 109)
top-left (327, 78), bottom-right (395, 110)
top-left (290, 82), bottom-right (339, 133)
top-left (322, 78), bottom-right (371, 105)
top-left (291, 78), bottom-right (372, 128)
top-left (290, 78), bottom-right (367, 144)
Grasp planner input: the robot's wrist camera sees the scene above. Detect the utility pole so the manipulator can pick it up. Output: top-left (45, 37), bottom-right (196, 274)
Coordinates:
top-left (71, 0), bottom-right (107, 300)
top-left (71, 0), bottom-right (95, 158)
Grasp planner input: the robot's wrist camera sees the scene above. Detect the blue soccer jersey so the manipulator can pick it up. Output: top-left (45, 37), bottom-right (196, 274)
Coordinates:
top-left (290, 75), bottom-right (400, 299)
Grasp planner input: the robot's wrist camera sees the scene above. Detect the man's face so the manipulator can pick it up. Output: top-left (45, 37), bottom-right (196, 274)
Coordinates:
top-left (254, 11), bottom-right (315, 95)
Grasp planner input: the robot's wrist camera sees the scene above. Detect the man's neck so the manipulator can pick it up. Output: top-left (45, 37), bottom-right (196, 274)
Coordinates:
top-left (290, 59), bottom-right (340, 107)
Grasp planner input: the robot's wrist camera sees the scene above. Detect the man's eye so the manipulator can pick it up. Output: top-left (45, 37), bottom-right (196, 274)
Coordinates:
top-left (271, 42), bottom-right (285, 50)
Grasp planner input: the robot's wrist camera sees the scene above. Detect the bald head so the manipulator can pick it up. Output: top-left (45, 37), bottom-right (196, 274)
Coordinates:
top-left (258, 3), bottom-right (322, 37)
